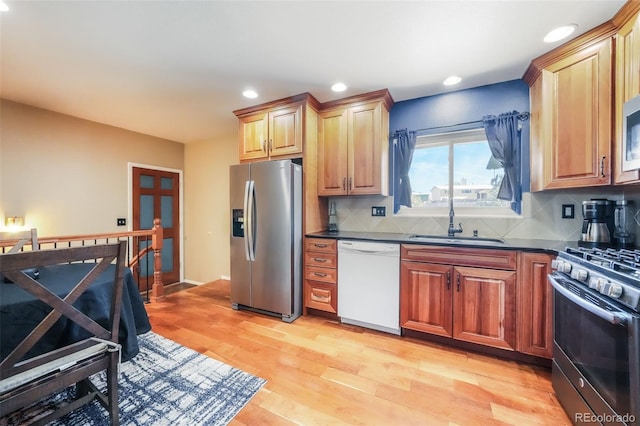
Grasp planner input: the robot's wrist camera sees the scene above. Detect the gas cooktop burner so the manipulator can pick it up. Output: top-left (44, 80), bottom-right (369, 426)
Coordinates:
top-left (566, 247), bottom-right (640, 277)
top-left (557, 246), bottom-right (640, 312)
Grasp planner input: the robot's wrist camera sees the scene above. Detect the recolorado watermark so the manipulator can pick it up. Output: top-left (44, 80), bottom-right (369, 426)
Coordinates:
top-left (575, 413), bottom-right (636, 423)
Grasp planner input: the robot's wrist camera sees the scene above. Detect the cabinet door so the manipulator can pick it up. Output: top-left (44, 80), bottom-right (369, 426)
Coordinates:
top-left (318, 108), bottom-right (348, 196)
top-left (453, 266), bottom-right (516, 350)
top-left (269, 103), bottom-right (303, 158)
top-left (614, 11), bottom-right (640, 184)
top-left (400, 261), bottom-right (453, 337)
top-left (540, 38), bottom-right (612, 189)
top-left (517, 252), bottom-right (553, 358)
top-left (347, 101), bottom-right (387, 195)
top-left (238, 112), bottom-right (268, 162)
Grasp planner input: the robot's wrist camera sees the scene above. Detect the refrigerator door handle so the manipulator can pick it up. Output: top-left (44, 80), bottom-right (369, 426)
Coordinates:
top-left (246, 180), bottom-right (256, 261)
top-left (243, 180), bottom-right (251, 261)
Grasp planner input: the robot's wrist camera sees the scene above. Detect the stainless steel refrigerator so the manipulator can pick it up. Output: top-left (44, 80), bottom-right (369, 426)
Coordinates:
top-left (229, 159), bottom-right (302, 322)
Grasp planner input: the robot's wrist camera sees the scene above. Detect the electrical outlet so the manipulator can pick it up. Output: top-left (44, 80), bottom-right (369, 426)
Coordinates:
top-left (561, 204), bottom-right (574, 219)
top-left (371, 206), bottom-right (386, 217)
top-left (117, 218), bottom-right (126, 226)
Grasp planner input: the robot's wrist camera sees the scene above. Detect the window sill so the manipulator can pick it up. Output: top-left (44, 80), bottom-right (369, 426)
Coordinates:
top-left (394, 207), bottom-right (522, 219)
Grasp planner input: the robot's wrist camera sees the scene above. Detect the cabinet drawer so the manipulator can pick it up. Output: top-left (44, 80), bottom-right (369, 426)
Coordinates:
top-left (305, 252), bottom-right (337, 268)
top-left (305, 265), bottom-right (337, 283)
top-left (305, 280), bottom-right (337, 313)
top-left (401, 244), bottom-right (517, 270)
top-left (305, 238), bottom-right (337, 253)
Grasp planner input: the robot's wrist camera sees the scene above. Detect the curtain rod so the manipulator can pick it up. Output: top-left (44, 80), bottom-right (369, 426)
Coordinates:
top-left (396, 111), bottom-right (530, 135)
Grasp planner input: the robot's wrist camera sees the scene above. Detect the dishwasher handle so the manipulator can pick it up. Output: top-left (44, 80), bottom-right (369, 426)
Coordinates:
top-left (338, 241), bottom-right (399, 256)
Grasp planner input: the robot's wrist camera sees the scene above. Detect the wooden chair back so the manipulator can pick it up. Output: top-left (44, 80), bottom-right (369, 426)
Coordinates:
top-left (0, 241), bottom-right (126, 425)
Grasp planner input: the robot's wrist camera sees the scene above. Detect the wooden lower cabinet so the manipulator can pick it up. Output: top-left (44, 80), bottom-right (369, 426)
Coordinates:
top-left (517, 252), bottom-right (554, 359)
top-left (400, 262), bottom-right (453, 337)
top-left (400, 261), bottom-right (517, 351)
top-left (453, 266), bottom-right (516, 350)
top-left (304, 238), bottom-right (337, 314)
top-left (400, 245), bottom-right (517, 352)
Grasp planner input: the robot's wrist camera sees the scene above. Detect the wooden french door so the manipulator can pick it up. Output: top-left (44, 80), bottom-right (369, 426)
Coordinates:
top-left (132, 167), bottom-right (180, 285)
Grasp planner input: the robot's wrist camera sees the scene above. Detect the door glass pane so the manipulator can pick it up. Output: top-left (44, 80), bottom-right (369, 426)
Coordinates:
top-left (162, 238), bottom-right (174, 274)
top-left (140, 195), bottom-right (154, 229)
top-left (138, 240), bottom-right (151, 278)
top-left (160, 177), bottom-right (173, 190)
top-left (161, 196), bottom-right (173, 228)
top-left (140, 174), bottom-right (154, 189)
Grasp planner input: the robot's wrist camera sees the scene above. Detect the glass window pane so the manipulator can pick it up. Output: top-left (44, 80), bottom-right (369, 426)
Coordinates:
top-left (160, 177), bottom-right (173, 190)
top-left (453, 141), bottom-right (508, 207)
top-left (409, 144), bottom-right (449, 208)
top-left (161, 196), bottom-right (173, 228)
top-left (140, 175), bottom-right (154, 189)
top-left (140, 195), bottom-right (154, 229)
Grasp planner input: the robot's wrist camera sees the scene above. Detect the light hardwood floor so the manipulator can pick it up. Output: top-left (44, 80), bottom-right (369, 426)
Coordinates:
top-left (145, 280), bottom-right (571, 426)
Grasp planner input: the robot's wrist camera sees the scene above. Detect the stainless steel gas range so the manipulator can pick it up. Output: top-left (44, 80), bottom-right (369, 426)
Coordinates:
top-left (550, 247), bottom-right (640, 425)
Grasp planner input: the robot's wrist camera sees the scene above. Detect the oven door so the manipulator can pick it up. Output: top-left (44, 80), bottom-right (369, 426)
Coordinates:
top-left (549, 274), bottom-right (639, 425)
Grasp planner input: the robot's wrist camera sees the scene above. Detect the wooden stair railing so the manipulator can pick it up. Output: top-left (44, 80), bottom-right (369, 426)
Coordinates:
top-left (0, 219), bottom-right (165, 302)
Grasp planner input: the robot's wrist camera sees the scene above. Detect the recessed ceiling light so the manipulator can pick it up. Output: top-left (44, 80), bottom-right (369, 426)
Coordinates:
top-left (443, 76), bottom-right (462, 86)
top-left (331, 83), bottom-right (347, 92)
top-left (544, 24), bottom-right (578, 43)
top-left (242, 89), bottom-right (258, 99)
top-left (0, 2), bottom-right (9, 12)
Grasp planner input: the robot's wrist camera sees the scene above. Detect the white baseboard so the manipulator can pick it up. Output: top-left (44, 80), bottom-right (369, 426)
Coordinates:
top-left (220, 275), bottom-right (230, 281)
top-left (181, 279), bottom-right (203, 285)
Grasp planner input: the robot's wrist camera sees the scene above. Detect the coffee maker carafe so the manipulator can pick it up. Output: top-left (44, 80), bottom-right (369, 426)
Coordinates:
top-left (580, 199), bottom-right (615, 247)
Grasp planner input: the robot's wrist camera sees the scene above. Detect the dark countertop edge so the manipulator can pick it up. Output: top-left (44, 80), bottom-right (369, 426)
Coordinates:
top-left (306, 231), bottom-right (570, 254)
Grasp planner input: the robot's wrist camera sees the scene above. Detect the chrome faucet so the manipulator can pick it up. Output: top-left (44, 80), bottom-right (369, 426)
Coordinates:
top-left (448, 199), bottom-right (463, 237)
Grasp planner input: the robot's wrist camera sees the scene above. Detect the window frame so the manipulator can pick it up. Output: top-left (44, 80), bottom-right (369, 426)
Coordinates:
top-left (395, 128), bottom-right (518, 218)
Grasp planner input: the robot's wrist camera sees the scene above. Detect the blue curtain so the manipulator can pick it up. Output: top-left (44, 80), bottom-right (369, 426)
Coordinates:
top-left (393, 130), bottom-right (417, 213)
top-left (482, 112), bottom-right (522, 214)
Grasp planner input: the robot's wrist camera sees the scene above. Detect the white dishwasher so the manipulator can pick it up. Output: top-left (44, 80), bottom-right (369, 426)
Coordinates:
top-left (337, 240), bottom-right (400, 335)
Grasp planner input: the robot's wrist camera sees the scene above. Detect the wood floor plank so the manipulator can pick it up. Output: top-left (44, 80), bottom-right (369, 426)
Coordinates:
top-left (144, 280), bottom-right (571, 425)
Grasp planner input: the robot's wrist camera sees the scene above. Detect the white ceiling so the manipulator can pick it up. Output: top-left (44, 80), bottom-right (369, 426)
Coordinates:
top-left (0, 0), bottom-right (625, 144)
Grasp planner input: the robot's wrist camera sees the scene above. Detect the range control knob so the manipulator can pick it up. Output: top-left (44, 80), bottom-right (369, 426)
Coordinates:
top-left (607, 283), bottom-right (624, 299)
top-left (570, 269), bottom-right (588, 282)
top-left (589, 277), bottom-right (608, 292)
top-left (553, 260), bottom-right (572, 273)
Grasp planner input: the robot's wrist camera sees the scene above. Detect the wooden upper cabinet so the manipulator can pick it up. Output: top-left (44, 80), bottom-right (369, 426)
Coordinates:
top-left (238, 111), bottom-right (269, 161)
top-left (317, 89), bottom-right (393, 196)
top-left (529, 37), bottom-right (613, 190)
top-left (234, 93), bottom-right (319, 163)
top-left (614, 6), bottom-right (640, 184)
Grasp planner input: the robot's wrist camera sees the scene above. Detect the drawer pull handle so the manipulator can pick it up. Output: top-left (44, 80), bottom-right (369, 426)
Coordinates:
top-left (314, 244), bottom-right (328, 248)
top-left (313, 257), bottom-right (328, 263)
top-left (313, 272), bottom-right (328, 277)
top-left (311, 290), bottom-right (330, 302)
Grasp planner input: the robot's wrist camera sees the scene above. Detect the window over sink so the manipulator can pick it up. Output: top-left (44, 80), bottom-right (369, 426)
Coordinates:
top-left (396, 128), bottom-right (515, 217)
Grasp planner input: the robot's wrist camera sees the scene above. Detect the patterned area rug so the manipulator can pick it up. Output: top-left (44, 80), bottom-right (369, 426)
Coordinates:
top-left (1, 332), bottom-right (266, 425)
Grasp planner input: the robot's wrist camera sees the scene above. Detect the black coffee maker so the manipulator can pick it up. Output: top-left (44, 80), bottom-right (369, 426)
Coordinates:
top-left (580, 199), bottom-right (615, 247)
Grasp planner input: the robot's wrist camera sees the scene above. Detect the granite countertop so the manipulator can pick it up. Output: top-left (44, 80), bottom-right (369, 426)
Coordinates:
top-left (306, 230), bottom-right (572, 253)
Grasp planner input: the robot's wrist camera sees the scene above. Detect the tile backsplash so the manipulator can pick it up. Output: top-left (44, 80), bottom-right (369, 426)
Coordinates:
top-left (330, 186), bottom-right (640, 244)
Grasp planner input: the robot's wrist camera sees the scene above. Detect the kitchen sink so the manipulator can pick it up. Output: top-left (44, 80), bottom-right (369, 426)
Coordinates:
top-left (407, 234), bottom-right (506, 246)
